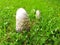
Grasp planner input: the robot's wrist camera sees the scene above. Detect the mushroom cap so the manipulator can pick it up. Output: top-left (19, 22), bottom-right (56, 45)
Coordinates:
top-left (36, 10), bottom-right (40, 19)
top-left (16, 8), bottom-right (30, 32)
top-left (16, 8), bottom-right (28, 19)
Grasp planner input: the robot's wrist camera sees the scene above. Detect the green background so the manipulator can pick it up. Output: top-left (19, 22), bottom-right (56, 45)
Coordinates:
top-left (0, 0), bottom-right (60, 45)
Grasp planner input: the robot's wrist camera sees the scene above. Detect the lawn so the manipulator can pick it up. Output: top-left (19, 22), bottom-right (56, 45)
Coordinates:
top-left (0, 0), bottom-right (60, 45)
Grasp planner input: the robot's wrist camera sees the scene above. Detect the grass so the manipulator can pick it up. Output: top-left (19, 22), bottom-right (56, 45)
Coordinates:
top-left (0, 0), bottom-right (60, 45)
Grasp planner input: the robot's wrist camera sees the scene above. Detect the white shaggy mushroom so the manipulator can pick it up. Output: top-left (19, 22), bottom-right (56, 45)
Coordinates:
top-left (36, 10), bottom-right (40, 19)
top-left (16, 8), bottom-right (30, 32)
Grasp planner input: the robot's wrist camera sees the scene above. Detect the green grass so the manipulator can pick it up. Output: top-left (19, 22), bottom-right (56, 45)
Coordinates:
top-left (0, 0), bottom-right (60, 45)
